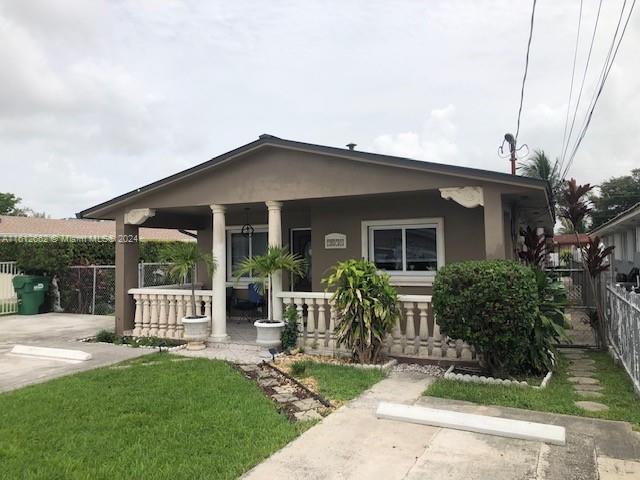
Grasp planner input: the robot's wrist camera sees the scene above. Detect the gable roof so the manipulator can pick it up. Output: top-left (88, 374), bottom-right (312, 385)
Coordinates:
top-left (0, 215), bottom-right (192, 241)
top-left (78, 134), bottom-right (549, 219)
top-left (589, 202), bottom-right (640, 237)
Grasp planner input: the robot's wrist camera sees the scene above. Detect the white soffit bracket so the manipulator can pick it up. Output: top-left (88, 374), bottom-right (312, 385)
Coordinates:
top-left (439, 186), bottom-right (484, 208)
top-left (125, 208), bottom-right (156, 225)
top-left (376, 402), bottom-right (566, 446)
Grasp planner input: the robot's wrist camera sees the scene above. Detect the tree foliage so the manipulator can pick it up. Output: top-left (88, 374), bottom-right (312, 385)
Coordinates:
top-left (518, 150), bottom-right (562, 214)
top-left (582, 236), bottom-right (615, 278)
top-left (517, 226), bottom-right (546, 267)
top-left (558, 178), bottom-right (594, 233)
top-left (0, 193), bottom-right (25, 216)
top-left (591, 169), bottom-right (640, 229)
top-left (324, 259), bottom-right (400, 364)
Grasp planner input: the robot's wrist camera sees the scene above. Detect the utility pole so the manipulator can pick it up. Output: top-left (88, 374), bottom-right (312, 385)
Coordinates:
top-left (499, 133), bottom-right (525, 175)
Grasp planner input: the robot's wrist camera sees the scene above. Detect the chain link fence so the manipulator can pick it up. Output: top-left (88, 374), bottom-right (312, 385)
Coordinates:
top-left (60, 263), bottom-right (177, 315)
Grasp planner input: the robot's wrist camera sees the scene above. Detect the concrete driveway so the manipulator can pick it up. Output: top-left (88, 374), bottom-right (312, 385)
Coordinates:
top-left (244, 372), bottom-right (640, 480)
top-left (0, 313), bottom-right (149, 393)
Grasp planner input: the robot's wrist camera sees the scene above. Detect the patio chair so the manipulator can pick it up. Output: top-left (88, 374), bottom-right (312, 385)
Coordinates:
top-left (230, 283), bottom-right (265, 322)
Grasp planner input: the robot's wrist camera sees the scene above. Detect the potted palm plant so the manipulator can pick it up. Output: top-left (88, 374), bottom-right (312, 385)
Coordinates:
top-left (162, 243), bottom-right (216, 350)
top-left (235, 246), bottom-right (304, 347)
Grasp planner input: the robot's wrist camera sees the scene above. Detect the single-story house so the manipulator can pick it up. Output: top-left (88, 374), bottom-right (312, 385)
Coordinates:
top-left (591, 202), bottom-right (640, 282)
top-left (548, 233), bottom-right (590, 267)
top-left (78, 135), bottom-right (553, 359)
top-left (0, 215), bottom-right (192, 242)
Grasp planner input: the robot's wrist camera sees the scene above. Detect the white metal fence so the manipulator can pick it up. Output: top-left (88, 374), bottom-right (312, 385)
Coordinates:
top-left (606, 284), bottom-right (640, 395)
top-left (0, 261), bottom-right (19, 315)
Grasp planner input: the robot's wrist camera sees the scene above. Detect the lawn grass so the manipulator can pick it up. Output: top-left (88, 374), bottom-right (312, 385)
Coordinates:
top-left (290, 360), bottom-right (386, 402)
top-left (424, 351), bottom-right (640, 429)
top-left (0, 353), bottom-right (303, 480)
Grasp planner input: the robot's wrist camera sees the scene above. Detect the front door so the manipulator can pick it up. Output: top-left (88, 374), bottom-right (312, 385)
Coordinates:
top-left (291, 229), bottom-right (312, 291)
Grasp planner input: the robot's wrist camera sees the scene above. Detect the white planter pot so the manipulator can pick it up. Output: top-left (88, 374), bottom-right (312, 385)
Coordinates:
top-left (182, 316), bottom-right (210, 351)
top-left (254, 320), bottom-right (285, 348)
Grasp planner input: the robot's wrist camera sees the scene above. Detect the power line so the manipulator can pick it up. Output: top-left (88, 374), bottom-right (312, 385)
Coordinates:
top-left (563, 0), bottom-right (636, 178)
top-left (560, 0), bottom-right (603, 167)
top-left (515, 0), bottom-right (538, 142)
top-left (559, 0), bottom-right (584, 173)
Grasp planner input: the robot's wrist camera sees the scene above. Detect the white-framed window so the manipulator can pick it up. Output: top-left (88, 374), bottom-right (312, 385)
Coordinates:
top-left (226, 225), bottom-right (268, 283)
top-left (361, 218), bottom-right (445, 286)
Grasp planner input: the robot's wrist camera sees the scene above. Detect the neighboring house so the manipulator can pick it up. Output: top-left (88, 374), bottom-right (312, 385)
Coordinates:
top-left (0, 215), bottom-right (192, 242)
top-left (78, 134), bottom-right (553, 357)
top-left (548, 233), bottom-right (590, 267)
top-left (590, 202), bottom-right (640, 281)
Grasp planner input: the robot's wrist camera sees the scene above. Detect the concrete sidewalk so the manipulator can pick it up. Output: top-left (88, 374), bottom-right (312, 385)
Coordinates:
top-left (0, 313), bottom-right (150, 392)
top-left (244, 372), bottom-right (640, 480)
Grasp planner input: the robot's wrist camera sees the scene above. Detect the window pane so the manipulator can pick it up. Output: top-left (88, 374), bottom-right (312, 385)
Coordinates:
top-left (372, 229), bottom-right (403, 271)
top-left (406, 228), bottom-right (437, 271)
top-left (231, 233), bottom-right (250, 277)
top-left (252, 232), bottom-right (268, 257)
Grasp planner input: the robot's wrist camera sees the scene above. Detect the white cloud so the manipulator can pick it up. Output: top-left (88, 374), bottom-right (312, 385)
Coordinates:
top-left (370, 105), bottom-right (459, 163)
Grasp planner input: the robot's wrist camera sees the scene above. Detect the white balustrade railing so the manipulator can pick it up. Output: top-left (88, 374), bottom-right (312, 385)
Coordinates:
top-left (0, 261), bottom-right (20, 315)
top-left (277, 292), bottom-right (475, 360)
top-left (606, 284), bottom-right (640, 395)
top-left (128, 288), bottom-right (213, 339)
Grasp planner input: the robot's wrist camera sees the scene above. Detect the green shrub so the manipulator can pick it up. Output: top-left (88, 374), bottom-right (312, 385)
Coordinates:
top-left (323, 259), bottom-right (400, 364)
top-left (95, 329), bottom-right (117, 343)
top-left (432, 260), bottom-right (538, 376)
top-left (290, 360), bottom-right (309, 377)
top-left (281, 305), bottom-right (299, 351)
top-left (527, 268), bottom-right (568, 373)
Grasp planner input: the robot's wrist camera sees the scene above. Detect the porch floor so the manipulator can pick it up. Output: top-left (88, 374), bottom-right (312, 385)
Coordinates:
top-left (224, 319), bottom-right (259, 346)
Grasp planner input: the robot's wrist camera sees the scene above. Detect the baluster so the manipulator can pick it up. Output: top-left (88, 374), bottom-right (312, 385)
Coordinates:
top-left (328, 302), bottom-right (337, 351)
top-left (149, 294), bottom-right (159, 336)
top-left (294, 298), bottom-right (305, 347)
top-left (460, 340), bottom-right (473, 360)
top-left (204, 294), bottom-right (212, 319)
top-left (429, 316), bottom-right (443, 357)
top-left (133, 294), bottom-right (143, 336)
top-left (141, 294), bottom-right (151, 336)
top-left (404, 301), bottom-right (415, 355)
top-left (185, 294), bottom-right (194, 317)
top-left (306, 299), bottom-right (316, 348)
top-left (158, 295), bottom-right (168, 338)
top-left (317, 299), bottom-right (326, 347)
top-left (167, 295), bottom-right (176, 338)
top-left (176, 295), bottom-right (185, 338)
top-left (391, 315), bottom-right (402, 354)
top-left (418, 302), bottom-right (430, 355)
top-left (444, 336), bottom-right (457, 359)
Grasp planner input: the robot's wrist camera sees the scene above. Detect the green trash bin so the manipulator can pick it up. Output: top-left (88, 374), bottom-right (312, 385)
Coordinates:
top-left (12, 275), bottom-right (50, 315)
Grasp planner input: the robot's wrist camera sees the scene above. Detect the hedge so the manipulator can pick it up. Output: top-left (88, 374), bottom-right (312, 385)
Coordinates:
top-left (0, 240), bottom-right (184, 275)
top-left (432, 260), bottom-right (539, 376)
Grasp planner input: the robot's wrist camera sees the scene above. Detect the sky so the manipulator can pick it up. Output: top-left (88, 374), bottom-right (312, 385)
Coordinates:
top-left (0, 0), bottom-right (638, 218)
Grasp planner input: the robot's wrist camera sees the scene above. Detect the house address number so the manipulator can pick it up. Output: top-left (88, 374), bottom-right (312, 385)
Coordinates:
top-left (324, 233), bottom-right (347, 249)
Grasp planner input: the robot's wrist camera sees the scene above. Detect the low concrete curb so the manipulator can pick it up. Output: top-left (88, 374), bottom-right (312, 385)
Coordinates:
top-left (10, 345), bottom-right (92, 362)
top-left (376, 401), bottom-right (566, 445)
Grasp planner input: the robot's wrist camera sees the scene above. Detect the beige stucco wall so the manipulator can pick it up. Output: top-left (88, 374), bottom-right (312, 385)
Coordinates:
top-left (308, 192), bottom-right (485, 294)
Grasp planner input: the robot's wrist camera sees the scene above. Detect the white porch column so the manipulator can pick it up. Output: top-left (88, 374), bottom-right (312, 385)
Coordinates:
top-left (210, 204), bottom-right (228, 341)
top-left (266, 200), bottom-right (283, 321)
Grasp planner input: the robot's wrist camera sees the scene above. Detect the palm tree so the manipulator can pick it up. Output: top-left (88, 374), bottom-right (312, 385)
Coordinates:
top-left (235, 246), bottom-right (305, 322)
top-left (162, 243), bottom-right (216, 318)
top-left (519, 150), bottom-right (562, 212)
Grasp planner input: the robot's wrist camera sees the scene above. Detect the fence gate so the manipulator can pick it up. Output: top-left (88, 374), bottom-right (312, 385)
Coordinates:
top-left (0, 261), bottom-right (20, 315)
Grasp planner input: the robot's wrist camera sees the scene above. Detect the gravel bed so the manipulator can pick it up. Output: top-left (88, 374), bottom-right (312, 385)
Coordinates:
top-left (392, 363), bottom-right (445, 377)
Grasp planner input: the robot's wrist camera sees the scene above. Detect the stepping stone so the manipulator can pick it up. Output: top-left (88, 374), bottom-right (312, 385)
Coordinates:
top-left (294, 410), bottom-right (323, 421)
top-left (568, 376), bottom-right (599, 385)
top-left (564, 354), bottom-right (587, 360)
top-left (575, 401), bottom-right (609, 412)
top-left (574, 384), bottom-right (603, 392)
top-left (575, 390), bottom-right (603, 399)
top-left (258, 378), bottom-right (279, 387)
top-left (272, 393), bottom-right (298, 403)
top-left (570, 359), bottom-right (595, 366)
top-left (293, 398), bottom-right (323, 411)
top-left (239, 364), bottom-right (258, 372)
top-left (273, 385), bottom-right (296, 394)
top-left (568, 369), bottom-right (597, 377)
